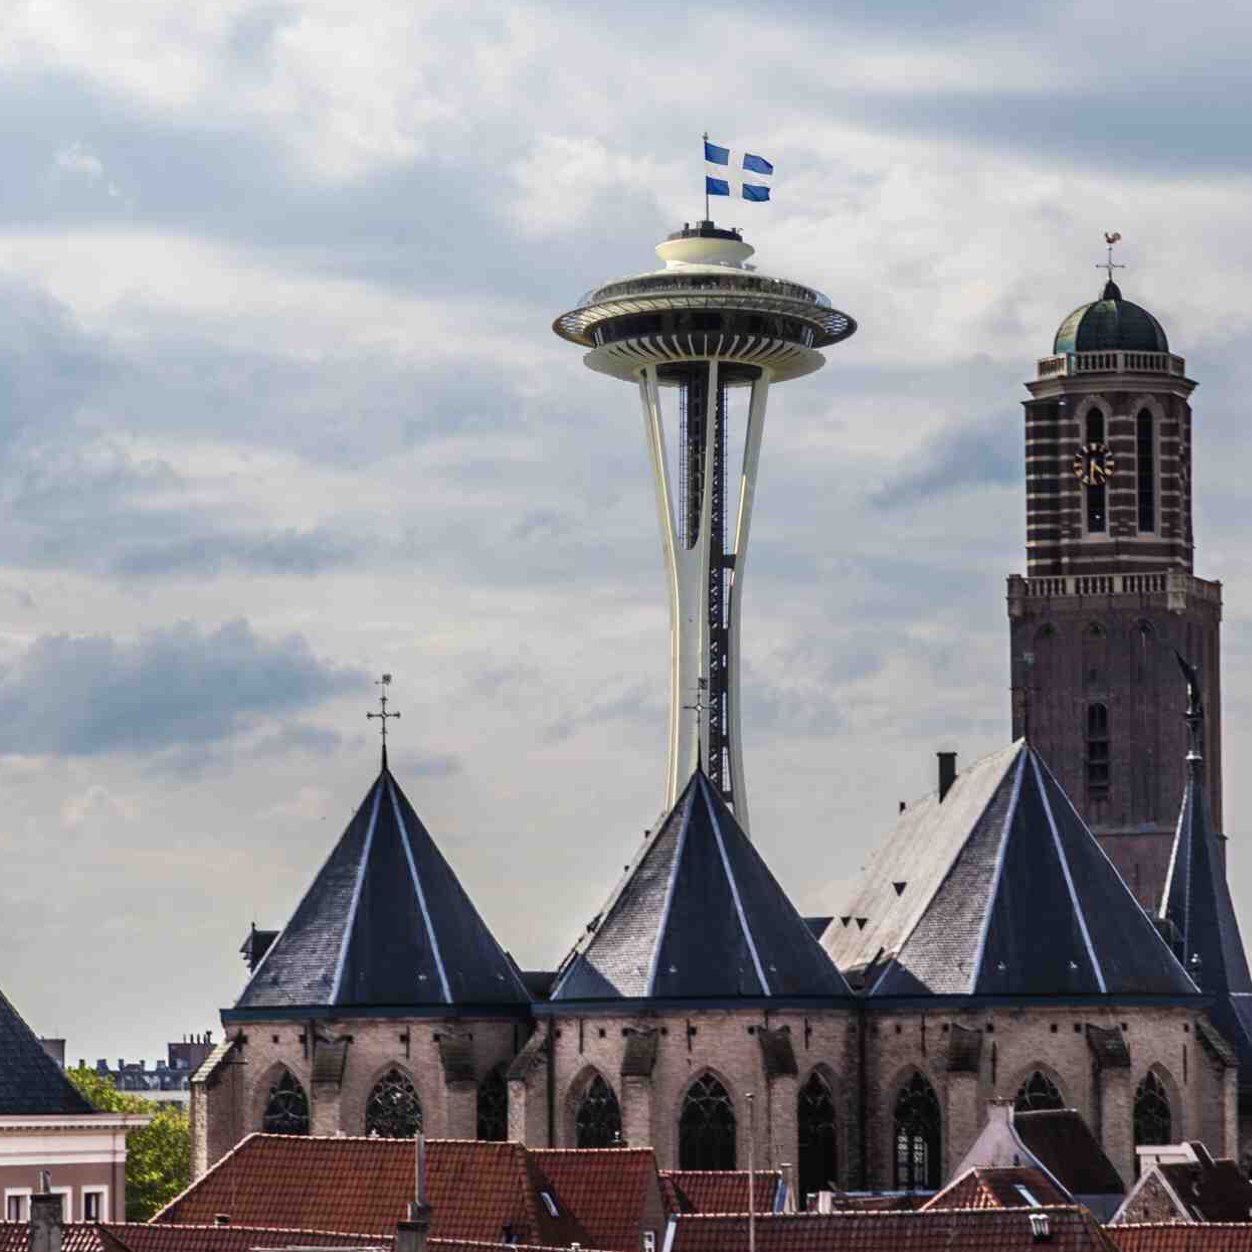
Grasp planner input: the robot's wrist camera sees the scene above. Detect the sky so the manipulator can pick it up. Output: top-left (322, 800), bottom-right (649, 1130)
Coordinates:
top-left (5, 0), bottom-right (1252, 1062)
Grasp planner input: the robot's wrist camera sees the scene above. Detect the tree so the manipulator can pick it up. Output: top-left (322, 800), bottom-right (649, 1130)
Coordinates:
top-left (66, 1066), bottom-right (191, 1221)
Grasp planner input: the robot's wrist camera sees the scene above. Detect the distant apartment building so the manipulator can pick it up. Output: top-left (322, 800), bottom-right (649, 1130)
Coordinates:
top-left (83, 1035), bottom-right (216, 1111)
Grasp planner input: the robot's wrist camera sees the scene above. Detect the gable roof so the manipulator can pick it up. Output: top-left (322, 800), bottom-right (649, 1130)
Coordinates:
top-left (921, 1166), bottom-right (1070, 1211)
top-left (826, 742), bottom-right (1196, 998)
top-left (659, 1170), bottom-right (783, 1215)
top-left (551, 770), bottom-right (850, 1002)
top-left (103, 1225), bottom-right (392, 1252)
top-left (231, 768), bottom-right (529, 1013)
top-left (1012, 1109), bottom-right (1124, 1198)
top-left (530, 1149), bottom-right (661, 1250)
top-left (1161, 752), bottom-right (1252, 1080)
top-left (666, 1208), bottom-right (1117, 1252)
top-left (0, 988), bottom-right (93, 1115)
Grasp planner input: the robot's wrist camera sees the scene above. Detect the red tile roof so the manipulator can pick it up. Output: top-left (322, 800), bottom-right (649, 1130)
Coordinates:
top-left (530, 1149), bottom-right (660, 1251)
top-left (1109, 1226), bottom-right (1252, 1251)
top-left (667, 1207), bottom-right (1118, 1252)
top-left (154, 1136), bottom-right (575, 1244)
top-left (107, 1224), bottom-right (394, 1252)
top-left (660, 1169), bottom-right (781, 1215)
top-left (0, 1224), bottom-right (107, 1252)
top-left (922, 1166), bottom-right (1070, 1211)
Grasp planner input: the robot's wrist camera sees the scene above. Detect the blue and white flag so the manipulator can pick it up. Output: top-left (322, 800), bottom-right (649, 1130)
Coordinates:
top-left (705, 139), bottom-right (773, 201)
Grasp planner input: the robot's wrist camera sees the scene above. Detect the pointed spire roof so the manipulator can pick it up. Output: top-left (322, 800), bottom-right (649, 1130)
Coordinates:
top-left (1161, 663), bottom-right (1252, 1076)
top-left (551, 770), bottom-right (851, 1002)
top-left (232, 768), bottom-right (529, 1013)
top-left (826, 742), bottom-right (1197, 998)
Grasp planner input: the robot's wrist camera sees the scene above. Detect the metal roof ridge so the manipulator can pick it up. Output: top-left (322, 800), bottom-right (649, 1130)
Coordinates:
top-left (328, 782), bottom-right (384, 1005)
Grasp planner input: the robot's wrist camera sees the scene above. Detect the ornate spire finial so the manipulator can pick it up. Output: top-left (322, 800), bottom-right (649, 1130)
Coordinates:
top-left (367, 673), bottom-right (401, 769)
top-left (1174, 650), bottom-right (1204, 773)
top-left (683, 678), bottom-right (709, 774)
top-left (1098, 231), bottom-right (1125, 294)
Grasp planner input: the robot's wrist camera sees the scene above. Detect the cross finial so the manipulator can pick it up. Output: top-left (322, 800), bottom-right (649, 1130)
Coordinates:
top-left (1098, 231), bottom-right (1125, 288)
top-left (366, 673), bottom-right (401, 769)
top-left (683, 678), bottom-right (709, 773)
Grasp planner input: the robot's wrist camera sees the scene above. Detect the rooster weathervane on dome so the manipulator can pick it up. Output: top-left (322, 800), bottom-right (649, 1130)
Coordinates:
top-left (1098, 231), bottom-right (1125, 288)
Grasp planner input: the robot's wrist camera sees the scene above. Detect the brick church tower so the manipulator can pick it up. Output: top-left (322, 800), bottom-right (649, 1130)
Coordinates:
top-left (1007, 261), bottom-right (1222, 907)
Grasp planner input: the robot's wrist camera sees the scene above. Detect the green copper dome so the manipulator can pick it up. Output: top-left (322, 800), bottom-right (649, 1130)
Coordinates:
top-left (1053, 280), bottom-right (1169, 355)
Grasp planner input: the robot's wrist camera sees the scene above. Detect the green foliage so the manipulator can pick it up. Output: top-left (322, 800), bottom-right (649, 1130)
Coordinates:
top-left (66, 1066), bottom-right (191, 1221)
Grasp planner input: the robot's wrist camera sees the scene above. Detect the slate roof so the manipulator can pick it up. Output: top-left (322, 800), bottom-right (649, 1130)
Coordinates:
top-left (659, 1170), bottom-right (783, 1215)
top-left (1153, 1158), bottom-right (1252, 1222)
top-left (1161, 752), bottom-right (1252, 1081)
top-left (154, 1135), bottom-right (615, 1247)
top-left (232, 768), bottom-right (529, 1013)
top-left (1013, 1109), bottom-right (1124, 1199)
top-left (551, 769), bottom-right (850, 1002)
top-left (0, 987), bottom-right (93, 1115)
top-left (1053, 281), bottom-right (1170, 354)
top-left (824, 741), bottom-right (1197, 998)
top-left (667, 1208), bottom-right (1117, 1252)
top-left (921, 1166), bottom-right (1070, 1211)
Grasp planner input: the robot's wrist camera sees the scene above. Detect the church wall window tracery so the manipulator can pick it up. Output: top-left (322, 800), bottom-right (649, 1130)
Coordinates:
top-left (262, 1068), bottom-right (309, 1135)
top-left (1133, 1070), bottom-right (1172, 1154)
top-left (892, 1072), bottom-right (941, 1191)
top-left (477, 1064), bottom-right (508, 1141)
top-left (365, 1067), bottom-right (422, 1139)
top-left (1014, 1069), bottom-right (1064, 1112)
top-left (679, 1073), bottom-right (736, 1170)
top-left (798, 1070), bottom-right (838, 1202)
top-left (575, 1073), bottom-right (622, 1148)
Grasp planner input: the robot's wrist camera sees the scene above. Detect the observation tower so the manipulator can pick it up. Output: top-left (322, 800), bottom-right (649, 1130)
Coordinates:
top-left (554, 221), bottom-right (856, 825)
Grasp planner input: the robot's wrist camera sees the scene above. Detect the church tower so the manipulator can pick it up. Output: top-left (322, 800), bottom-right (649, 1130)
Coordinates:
top-left (1007, 250), bottom-right (1222, 907)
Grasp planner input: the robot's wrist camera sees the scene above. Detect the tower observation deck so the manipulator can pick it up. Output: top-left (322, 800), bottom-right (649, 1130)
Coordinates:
top-left (555, 221), bottom-right (856, 825)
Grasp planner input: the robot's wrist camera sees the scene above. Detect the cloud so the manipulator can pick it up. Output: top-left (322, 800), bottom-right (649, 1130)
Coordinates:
top-left (869, 412), bottom-right (1019, 507)
top-left (0, 620), bottom-right (361, 756)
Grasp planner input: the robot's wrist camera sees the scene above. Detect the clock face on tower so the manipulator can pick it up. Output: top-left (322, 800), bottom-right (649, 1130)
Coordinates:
top-left (1073, 442), bottom-right (1115, 486)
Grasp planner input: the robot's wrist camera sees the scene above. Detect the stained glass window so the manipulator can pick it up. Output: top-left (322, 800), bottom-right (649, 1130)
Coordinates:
top-left (478, 1065), bottom-right (508, 1141)
top-left (893, 1072), bottom-right (940, 1190)
top-left (365, 1068), bottom-right (422, 1139)
top-left (575, 1074), bottom-right (622, 1148)
top-left (679, 1074), bottom-right (735, 1170)
top-left (1014, 1070), bottom-right (1064, 1112)
top-left (262, 1070), bottom-right (309, 1135)
top-left (798, 1070), bottom-right (838, 1202)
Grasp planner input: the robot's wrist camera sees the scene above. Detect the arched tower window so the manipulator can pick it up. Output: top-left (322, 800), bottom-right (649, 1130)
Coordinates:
top-left (679, 1074), bottom-right (736, 1170)
top-left (893, 1072), bottom-right (941, 1190)
top-left (1085, 408), bottom-right (1107, 534)
top-left (798, 1071), bottom-right (838, 1202)
top-left (365, 1068), bottom-right (422, 1139)
top-left (477, 1064), bottom-right (508, 1141)
top-left (1137, 409), bottom-right (1156, 532)
top-left (1014, 1070), bottom-right (1064, 1112)
top-left (575, 1074), bottom-right (622, 1148)
top-left (262, 1069), bottom-right (309, 1135)
top-left (1086, 702), bottom-right (1110, 798)
top-left (1134, 1072), bottom-right (1172, 1149)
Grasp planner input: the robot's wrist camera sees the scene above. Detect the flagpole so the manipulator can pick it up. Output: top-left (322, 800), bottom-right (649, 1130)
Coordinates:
top-left (702, 131), bottom-right (709, 223)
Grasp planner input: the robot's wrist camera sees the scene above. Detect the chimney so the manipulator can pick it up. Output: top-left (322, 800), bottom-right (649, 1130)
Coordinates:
top-left (937, 751), bottom-right (957, 801)
top-left (29, 1172), bottom-right (62, 1252)
top-left (396, 1131), bottom-right (432, 1252)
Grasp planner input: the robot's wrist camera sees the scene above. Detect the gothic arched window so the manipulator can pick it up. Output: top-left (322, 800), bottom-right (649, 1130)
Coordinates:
top-left (1137, 409), bottom-right (1156, 533)
top-left (1084, 408), bottom-right (1108, 533)
top-left (365, 1068), bottom-right (422, 1139)
top-left (575, 1074), bottom-right (622, 1148)
top-left (1134, 1071), bottom-right (1172, 1150)
top-left (1086, 702), bottom-right (1110, 798)
top-left (798, 1071), bottom-right (838, 1202)
top-left (262, 1070), bottom-right (309, 1135)
top-left (1014, 1070), bottom-right (1064, 1113)
top-left (679, 1074), bottom-right (736, 1170)
top-left (893, 1072), bottom-right (941, 1190)
top-left (477, 1064), bottom-right (508, 1141)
